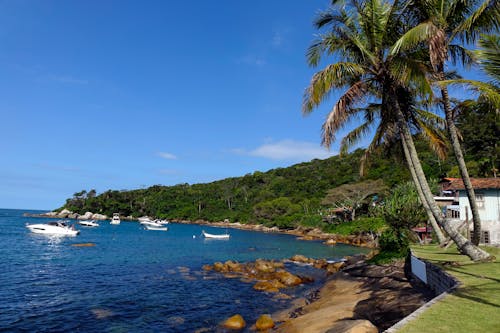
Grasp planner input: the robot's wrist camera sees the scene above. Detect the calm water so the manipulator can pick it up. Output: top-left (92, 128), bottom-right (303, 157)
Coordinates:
top-left (0, 208), bottom-right (368, 332)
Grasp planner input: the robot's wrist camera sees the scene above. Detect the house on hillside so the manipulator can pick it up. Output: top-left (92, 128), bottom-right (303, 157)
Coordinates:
top-left (436, 177), bottom-right (500, 245)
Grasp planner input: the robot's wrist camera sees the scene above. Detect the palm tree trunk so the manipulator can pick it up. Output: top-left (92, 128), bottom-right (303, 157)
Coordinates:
top-left (401, 135), bottom-right (447, 244)
top-left (440, 85), bottom-right (482, 245)
top-left (393, 96), bottom-right (491, 261)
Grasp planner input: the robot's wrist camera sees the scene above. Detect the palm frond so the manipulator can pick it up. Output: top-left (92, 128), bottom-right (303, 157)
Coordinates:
top-left (417, 119), bottom-right (449, 160)
top-left (448, 44), bottom-right (476, 67)
top-left (477, 34), bottom-right (500, 82)
top-left (321, 80), bottom-right (368, 148)
top-left (453, 0), bottom-right (500, 43)
top-left (437, 79), bottom-right (500, 108)
top-left (303, 62), bottom-right (365, 113)
top-left (390, 21), bottom-right (438, 55)
top-left (340, 120), bottom-right (373, 156)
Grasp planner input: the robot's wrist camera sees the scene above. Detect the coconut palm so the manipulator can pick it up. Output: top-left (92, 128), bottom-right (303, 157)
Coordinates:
top-left (339, 98), bottom-right (448, 244)
top-left (391, 0), bottom-right (499, 245)
top-left (304, 0), bottom-right (492, 260)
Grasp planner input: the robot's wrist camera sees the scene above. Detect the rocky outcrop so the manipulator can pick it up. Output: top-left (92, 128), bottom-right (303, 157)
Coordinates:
top-left (326, 319), bottom-right (378, 333)
top-left (274, 262), bottom-right (434, 333)
top-left (255, 314), bottom-right (275, 331)
top-left (78, 212), bottom-right (94, 220)
top-left (222, 314), bottom-right (246, 330)
top-left (203, 259), bottom-right (310, 293)
top-left (24, 209), bottom-right (108, 220)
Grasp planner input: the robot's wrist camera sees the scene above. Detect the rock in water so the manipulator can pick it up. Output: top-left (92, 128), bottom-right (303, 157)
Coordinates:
top-left (223, 314), bottom-right (246, 330)
top-left (255, 314), bottom-right (275, 331)
top-left (71, 243), bottom-right (96, 247)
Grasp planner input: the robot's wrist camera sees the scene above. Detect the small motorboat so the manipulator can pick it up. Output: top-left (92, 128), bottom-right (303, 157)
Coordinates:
top-left (202, 230), bottom-right (230, 239)
top-left (110, 213), bottom-right (120, 225)
top-left (144, 225), bottom-right (168, 231)
top-left (140, 220), bottom-right (163, 227)
top-left (79, 220), bottom-right (99, 227)
top-left (138, 216), bottom-right (151, 223)
top-left (26, 221), bottom-right (79, 236)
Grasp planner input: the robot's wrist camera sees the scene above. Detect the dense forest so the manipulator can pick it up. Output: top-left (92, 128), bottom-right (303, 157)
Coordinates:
top-left (60, 106), bottom-right (498, 229)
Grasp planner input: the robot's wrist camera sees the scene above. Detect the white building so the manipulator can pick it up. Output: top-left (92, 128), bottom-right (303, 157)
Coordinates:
top-left (438, 178), bottom-right (500, 245)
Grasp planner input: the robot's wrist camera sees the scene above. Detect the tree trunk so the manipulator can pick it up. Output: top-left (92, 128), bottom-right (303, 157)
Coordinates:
top-left (401, 135), bottom-right (447, 244)
top-left (393, 96), bottom-right (491, 261)
top-left (440, 85), bottom-right (482, 245)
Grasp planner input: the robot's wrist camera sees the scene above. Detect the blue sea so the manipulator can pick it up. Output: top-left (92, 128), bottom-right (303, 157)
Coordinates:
top-left (0, 208), bottom-right (368, 332)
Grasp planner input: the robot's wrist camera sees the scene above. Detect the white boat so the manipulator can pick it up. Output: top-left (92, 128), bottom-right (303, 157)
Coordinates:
top-left (110, 213), bottom-right (120, 225)
top-left (140, 220), bottom-right (163, 227)
top-left (79, 220), bottom-right (99, 227)
top-left (26, 221), bottom-right (79, 236)
top-left (138, 216), bottom-right (151, 223)
top-left (155, 219), bottom-right (169, 225)
top-left (202, 230), bottom-right (230, 239)
top-left (144, 225), bottom-right (168, 231)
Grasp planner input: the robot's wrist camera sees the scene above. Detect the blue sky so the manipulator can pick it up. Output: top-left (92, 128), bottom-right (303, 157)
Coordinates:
top-left (1, 0), bottom-right (349, 210)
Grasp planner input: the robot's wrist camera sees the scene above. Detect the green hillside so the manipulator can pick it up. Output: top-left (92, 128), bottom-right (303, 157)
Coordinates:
top-left (60, 138), bottom-right (457, 229)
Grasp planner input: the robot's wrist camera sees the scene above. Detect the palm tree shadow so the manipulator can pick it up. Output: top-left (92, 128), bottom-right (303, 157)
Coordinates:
top-left (451, 282), bottom-right (500, 308)
top-left (445, 264), bottom-right (500, 283)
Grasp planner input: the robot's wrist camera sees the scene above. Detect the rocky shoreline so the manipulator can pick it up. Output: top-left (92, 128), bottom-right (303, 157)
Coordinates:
top-left (272, 260), bottom-right (434, 332)
top-left (204, 254), bottom-right (433, 332)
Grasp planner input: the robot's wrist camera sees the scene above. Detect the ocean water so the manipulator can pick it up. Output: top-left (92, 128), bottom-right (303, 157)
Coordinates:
top-left (0, 208), bottom-right (368, 332)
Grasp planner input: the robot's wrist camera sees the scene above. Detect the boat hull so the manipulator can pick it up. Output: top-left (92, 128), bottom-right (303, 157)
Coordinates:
top-left (26, 224), bottom-right (79, 236)
top-left (145, 225), bottom-right (168, 231)
top-left (202, 231), bottom-right (230, 239)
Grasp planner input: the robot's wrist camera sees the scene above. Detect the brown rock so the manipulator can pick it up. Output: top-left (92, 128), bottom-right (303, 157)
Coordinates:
top-left (255, 314), bottom-right (275, 331)
top-left (213, 262), bottom-right (225, 272)
top-left (326, 319), bottom-right (378, 333)
top-left (325, 238), bottom-right (337, 245)
top-left (276, 271), bottom-right (302, 286)
top-left (290, 254), bottom-right (308, 263)
top-left (223, 314), bottom-right (246, 330)
top-left (225, 260), bottom-right (243, 272)
top-left (255, 259), bottom-right (276, 273)
top-left (253, 280), bottom-right (285, 292)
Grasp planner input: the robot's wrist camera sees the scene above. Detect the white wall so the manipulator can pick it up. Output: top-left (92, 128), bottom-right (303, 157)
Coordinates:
top-left (458, 189), bottom-right (500, 244)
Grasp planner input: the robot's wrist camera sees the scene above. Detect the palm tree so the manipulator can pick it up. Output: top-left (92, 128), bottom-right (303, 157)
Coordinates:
top-left (304, 0), bottom-right (492, 260)
top-left (391, 0), bottom-right (499, 245)
top-left (339, 98), bottom-right (449, 244)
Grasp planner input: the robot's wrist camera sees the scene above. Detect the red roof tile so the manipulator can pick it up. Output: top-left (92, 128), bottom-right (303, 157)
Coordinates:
top-left (446, 178), bottom-right (500, 190)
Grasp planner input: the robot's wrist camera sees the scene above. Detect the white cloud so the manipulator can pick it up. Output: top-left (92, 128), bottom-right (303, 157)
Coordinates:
top-left (236, 55), bottom-right (267, 66)
top-left (157, 152), bottom-right (177, 160)
top-left (235, 139), bottom-right (335, 161)
top-left (272, 31), bottom-right (283, 47)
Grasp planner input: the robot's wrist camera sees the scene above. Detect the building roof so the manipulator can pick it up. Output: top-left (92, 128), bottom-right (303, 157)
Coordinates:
top-left (442, 177), bottom-right (500, 190)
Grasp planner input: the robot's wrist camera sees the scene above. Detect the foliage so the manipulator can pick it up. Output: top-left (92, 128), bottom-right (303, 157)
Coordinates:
top-left (376, 181), bottom-right (427, 231)
top-left (372, 181), bottom-right (426, 258)
top-left (322, 179), bottom-right (388, 220)
top-left (378, 229), bottom-right (410, 257)
top-left (322, 217), bottom-right (387, 236)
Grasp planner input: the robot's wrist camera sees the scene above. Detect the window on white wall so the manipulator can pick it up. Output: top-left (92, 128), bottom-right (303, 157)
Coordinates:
top-left (475, 192), bottom-right (485, 209)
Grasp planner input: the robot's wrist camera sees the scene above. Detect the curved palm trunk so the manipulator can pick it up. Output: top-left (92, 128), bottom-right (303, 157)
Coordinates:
top-left (392, 96), bottom-right (491, 261)
top-left (401, 136), bottom-right (447, 244)
top-left (440, 85), bottom-right (482, 245)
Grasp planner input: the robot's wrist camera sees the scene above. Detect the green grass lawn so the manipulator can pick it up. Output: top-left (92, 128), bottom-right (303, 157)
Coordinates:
top-left (397, 245), bottom-right (500, 333)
